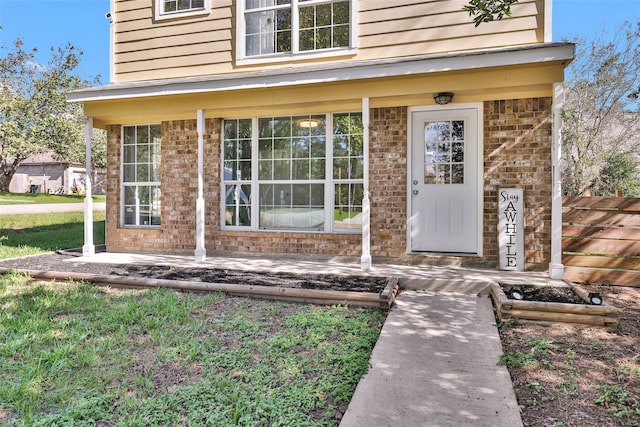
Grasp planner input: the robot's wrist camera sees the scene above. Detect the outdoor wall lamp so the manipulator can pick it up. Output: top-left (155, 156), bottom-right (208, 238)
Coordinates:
top-left (433, 92), bottom-right (454, 105)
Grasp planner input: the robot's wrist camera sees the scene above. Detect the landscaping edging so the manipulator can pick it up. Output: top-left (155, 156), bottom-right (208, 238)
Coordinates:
top-left (490, 281), bottom-right (620, 331)
top-left (0, 267), bottom-right (399, 309)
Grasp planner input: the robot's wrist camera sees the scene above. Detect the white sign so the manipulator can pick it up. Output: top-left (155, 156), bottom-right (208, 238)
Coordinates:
top-left (498, 188), bottom-right (524, 271)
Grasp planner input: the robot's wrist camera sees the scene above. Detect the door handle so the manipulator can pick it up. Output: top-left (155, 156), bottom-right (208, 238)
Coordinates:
top-left (413, 190), bottom-right (419, 195)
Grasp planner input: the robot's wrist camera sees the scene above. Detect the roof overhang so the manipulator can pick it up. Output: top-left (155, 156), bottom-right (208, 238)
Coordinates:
top-left (68, 43), bottom-right (575, 104)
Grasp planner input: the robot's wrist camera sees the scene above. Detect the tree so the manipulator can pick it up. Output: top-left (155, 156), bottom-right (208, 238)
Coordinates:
top-left (561, 21), bottom-right (640, 196)
top-left (0, 38), bottom-right (91, 192)
top-left (590, 152), bottom-right (640, 197)
top-left (463, 0), bottom-right (520, 27)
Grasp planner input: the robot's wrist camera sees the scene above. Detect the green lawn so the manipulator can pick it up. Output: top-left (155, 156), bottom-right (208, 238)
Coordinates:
top-left (0, 274), bottom-right (385, 425)
top-left (0, 192), bottom-right (106, 205)
top-left (0, 212), bottom-right (106, 259)
top-left (0, 210), bottom-right (385, 426)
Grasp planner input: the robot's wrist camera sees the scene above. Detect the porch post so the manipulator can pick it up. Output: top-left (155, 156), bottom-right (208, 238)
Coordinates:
top-left (82, 116), bottom-right (95, 257)
top-left (195, 109), bottom-right (207, 262)
top-left (549, 82), bottom-right (565, 279)
top-left (361, 97), bottom-right (372, 271)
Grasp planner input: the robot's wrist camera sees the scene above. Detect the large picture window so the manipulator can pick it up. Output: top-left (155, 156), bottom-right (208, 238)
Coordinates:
top-left (240, 0), bottom-right (354, 59)
top-left (122, 124), bottom-right (162, 227)
top-left (222, 112), bottom-right (363, 232)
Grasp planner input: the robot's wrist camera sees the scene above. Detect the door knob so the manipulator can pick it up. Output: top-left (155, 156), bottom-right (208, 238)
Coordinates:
top-left (413, 190), bottom-right (419, 195)
top-left (413, 180), bottom-right (419, 185)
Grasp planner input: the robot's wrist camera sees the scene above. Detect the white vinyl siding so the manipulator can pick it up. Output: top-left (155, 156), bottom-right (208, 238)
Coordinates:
top-left (113, 0), bottom-right (544, 81)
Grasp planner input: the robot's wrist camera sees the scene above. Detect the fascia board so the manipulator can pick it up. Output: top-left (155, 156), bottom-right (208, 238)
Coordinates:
top-left (68, 43), bottom-right (575, 103)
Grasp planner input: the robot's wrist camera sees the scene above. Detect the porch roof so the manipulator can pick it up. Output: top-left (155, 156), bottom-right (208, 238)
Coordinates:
top-left (68, 43), bottom-right (574, 103)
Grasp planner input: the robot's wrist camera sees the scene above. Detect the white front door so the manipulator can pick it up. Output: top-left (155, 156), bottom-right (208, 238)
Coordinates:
top-left (410, 108), bottom-right (479, 253)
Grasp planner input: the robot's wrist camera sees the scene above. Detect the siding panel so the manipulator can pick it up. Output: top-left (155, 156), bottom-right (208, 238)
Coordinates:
top-left (113, 0), bottom-right (545, 82)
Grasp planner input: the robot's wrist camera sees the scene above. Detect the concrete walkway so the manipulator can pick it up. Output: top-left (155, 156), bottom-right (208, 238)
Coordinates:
top-left (65, 251), bottom-right (558, 426)
top-left (0, 202), bottom-right (105, 215)
top-left (340, 290), bottom-right (522, 427)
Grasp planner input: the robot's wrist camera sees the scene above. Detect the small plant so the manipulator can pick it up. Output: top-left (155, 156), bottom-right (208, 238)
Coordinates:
top-left (498, 350), bottom-right (539, 369)
top-left (595, 384), bottom-right (640, 422)
top-left (558, 380), bottom-right (579, 396)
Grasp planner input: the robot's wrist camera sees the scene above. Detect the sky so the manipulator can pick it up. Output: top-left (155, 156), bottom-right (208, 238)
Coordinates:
top-left (0, 0), bottom-right (639, 83)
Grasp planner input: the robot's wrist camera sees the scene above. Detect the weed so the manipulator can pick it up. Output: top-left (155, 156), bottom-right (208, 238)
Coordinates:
top-left (558, 380), bottom-right (579, 396)
top-left (498, 350), bottom-right (539, 369)
top-left (595, 384), bottom-right (640, 423)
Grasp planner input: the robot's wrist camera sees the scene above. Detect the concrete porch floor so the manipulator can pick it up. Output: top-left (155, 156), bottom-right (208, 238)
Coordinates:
top-left (73, 250), bottom-right (566, 294)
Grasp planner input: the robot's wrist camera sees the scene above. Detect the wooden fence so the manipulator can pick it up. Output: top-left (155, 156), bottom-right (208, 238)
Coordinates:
top-left (563, 196), bottom-right (640, 287)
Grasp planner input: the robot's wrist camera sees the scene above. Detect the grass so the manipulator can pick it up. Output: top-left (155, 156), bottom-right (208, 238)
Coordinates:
top-left (0, 192), bottom-right (106, 205)
top-left (0, 209), bottom-right (386, 425)
top-left (0, 273), bottom-right (386, 426)
top-left (0, 212), bottom-right (106, 259)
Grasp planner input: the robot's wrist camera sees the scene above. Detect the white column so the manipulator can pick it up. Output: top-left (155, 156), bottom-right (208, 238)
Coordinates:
top-left (361, 98), bottom-right (372, 271)
top-left (549, 82), bottom-right (565, 279)
top-left (82, 117), bottom-right (95, 257)
top-left (195, 109), bottom-right (207, 262)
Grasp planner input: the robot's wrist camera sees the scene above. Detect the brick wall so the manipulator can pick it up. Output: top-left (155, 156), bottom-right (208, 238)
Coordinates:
top-left (104, 99), bottom-right (553, 270)
top-left (484, 98), bottom-right (553, 269)
top-left (369, 107), bottom-right (408, 257)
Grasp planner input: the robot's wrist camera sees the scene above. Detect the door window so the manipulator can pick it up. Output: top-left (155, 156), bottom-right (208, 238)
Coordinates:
top-left (424, 120), bottom-right (465, 184)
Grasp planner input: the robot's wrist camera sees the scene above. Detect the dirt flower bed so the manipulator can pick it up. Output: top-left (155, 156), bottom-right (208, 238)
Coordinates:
top-left (0, 252), bottom-right (388, 293)
top-left (499, 284), bottom-right (640, 427)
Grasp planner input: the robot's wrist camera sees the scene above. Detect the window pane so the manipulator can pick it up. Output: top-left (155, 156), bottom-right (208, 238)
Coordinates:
top-left (164, 0), bottom-right (177, 12)
top-left (137, 126), bottom-right (149, 144)
top-left (274, 138), bottom-right (291, 159)
top-left (334, 1), bottom-right (349, 25)
top-left (259, 160), bottom-right (272, 180)
top-left (292, 159), bottom-right (310, 180)
top-left (273, 159), bottom-right (290, 180)
top-left (225, 184), bottom-right (251, 226)
top-left (334, 182), bottom-right (362, 230)
top-left (123, 145), bottom-right (135, 164)
top-left (292, 138), bottom-right (309, 158)
top-left (137, 144), bottom-right (149, 163)
top-left (333, 25), bottom-right (349, 48)
top-left (124, 126), bottom-right (135, 145)
top-left (259, 183), bottom-right (323, 229)
top-left (137, 164), bottom-right (149, 182)
top-left (310, 158), bottom-right (325, 179)
top-left (310, 136), bottom-right (325, 157)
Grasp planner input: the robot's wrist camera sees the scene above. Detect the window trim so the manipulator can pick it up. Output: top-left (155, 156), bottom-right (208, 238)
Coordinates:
top-left (236, 0), bottom-right (358, 64)
top-left (154, 0), bottom-right (211, 21)
top-left (120, 123), bottom-right (162, 229)
top-left (220, 112), bottom-right (363, 234)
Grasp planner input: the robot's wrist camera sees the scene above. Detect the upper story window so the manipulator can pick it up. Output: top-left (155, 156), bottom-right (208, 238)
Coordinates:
top-left (155, 0), bottom-right (210, 20)
top-left (238, 0), bottom-right (356, 62)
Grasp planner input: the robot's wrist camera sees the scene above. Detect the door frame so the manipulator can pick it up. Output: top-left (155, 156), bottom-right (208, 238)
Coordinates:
top-left (406, 103), bottom-right (484, 256)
